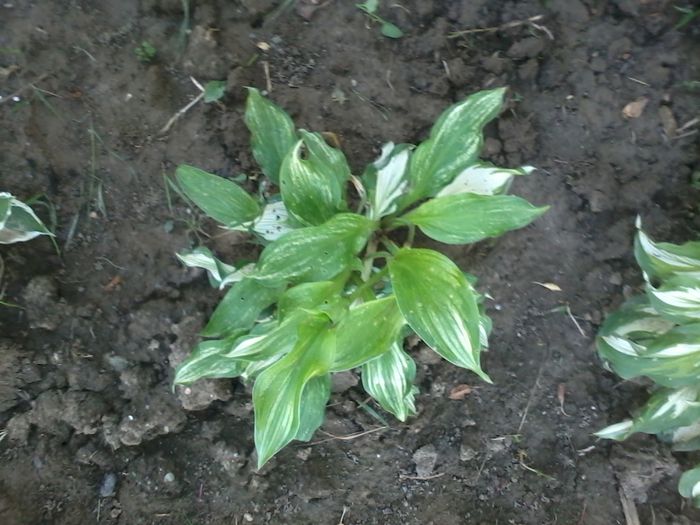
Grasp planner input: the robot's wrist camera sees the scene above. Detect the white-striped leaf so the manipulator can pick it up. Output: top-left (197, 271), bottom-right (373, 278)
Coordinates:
top-left (252, 200), bottom-right (297, 241)
top-left (402, 88), bottom-right (506, 206)
top-left (361, 342), bottom-right (418, 421)
top-left (252, 213), bottom-right (373, 286)
top-left (331, 296), bottom-right (405, 371)
top-left (174, 335), bottom-right (247, 384)
top-left (364, 142), bottom-right (411, 219)
top-left (402, 193), bottom-right (547, 245)
top-left (388, 248), bottom-right (490, 381)
top-left (0, 192), bottom-right (53, 244)
top-left (295, 374), bottom-right (331, 441)
top-left (647, 275), bottom-right (700, 323)
top-left (635, 218), bottom-right (700, 281)
top-left (437, 162), bottom-right (534, 197)
top-left (244, 87), bottom-right (297, 184)
top-left (679, 466), bottom-right (700, 507)
top-left (176, 246), bottom-right (253, 289)
top-left (253, 314), bottom-right (333, 467)
top-left (279, 131), bottom-right (349, 226)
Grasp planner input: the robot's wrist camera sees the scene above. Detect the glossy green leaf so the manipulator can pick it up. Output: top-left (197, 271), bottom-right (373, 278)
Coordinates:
top-left (362, 342), bottom-right (417, 421)
top-left (388, 248), bottom-right (489, 381)
top-left (279, 131), bottom-right (350, 226)
top-left (635, 219), bottom-right (700, 282)
top-left (175, 165), bottom-right (260, 227)
top-left (252, 213), bottom-right (374, 286)
top-left (295, 374), bottom-right (331, 441)
top-left (331, 296), bottom-right (405, 371)
top-left (244, 87), bottom-right (297, 184)
top-left (203, 80), bottom-right (226, 103)
top-left (363, 142), bottom-right (412, 219)
top-left (253, 315), bottom-right (334, 467)
top-left (402, 193), bottom-right (547, 245)
top-left (278, 278), bottom-right (348, 320)
top-left (176, 246), bottom-right (253, 289)
top-left (174, 336), bottom-right (247, 384)
top-left (202, 278), bottom-right (284, 338)
top-left (402, 88), bottom-right (506, 205)
top-left (225, 310), bottom-right (313, 361)
top-left (596, 386), bottom-right (700, 441)
top-left (357, 0), bottom-right (378, 13)
top-left (381, 22), bottom-right (403, 38)
top-left (599, 323), bottom-right (700, 388)
top-left (647, 275), bottom-right (700, 323)
top-left (437, 162), bottom-right (535, 197)
top-left (0, 192), bottom-right (53, 244)
top-left (679, 466), bottom-right (700, 507)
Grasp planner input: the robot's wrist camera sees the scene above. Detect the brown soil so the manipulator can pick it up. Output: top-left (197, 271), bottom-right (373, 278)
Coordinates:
top-left (2, 1), bottom-right (700, 524)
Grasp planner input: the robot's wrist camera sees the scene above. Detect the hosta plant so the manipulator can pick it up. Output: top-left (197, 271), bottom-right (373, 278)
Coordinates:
top-left (596, 218), bottom-right (700, 506)
top-left (0, 192), bottom-right (52, 244)
top-left (172, 87), bottom-right (547, 467)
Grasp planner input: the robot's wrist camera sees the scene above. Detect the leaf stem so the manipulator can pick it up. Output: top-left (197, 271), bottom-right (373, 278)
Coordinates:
top-left (380, 236), bottom-right (400, 255)
top-left (347, 266), bottom-right (389, 302)
top-left (405, 224), bottom-right (415, 248)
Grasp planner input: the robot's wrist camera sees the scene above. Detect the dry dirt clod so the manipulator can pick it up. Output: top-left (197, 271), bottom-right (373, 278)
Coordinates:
top-left (622, 97), bottom-right (649, 118)
top-left (412, 444), bottom-right (438, 478)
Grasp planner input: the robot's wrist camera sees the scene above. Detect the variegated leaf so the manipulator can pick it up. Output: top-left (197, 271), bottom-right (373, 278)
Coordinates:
top-left (252, 200), bottom-right (297, 241)
top-left (679, 466), bottom-right (700, 507)
top-left (176, 246), bottom-right (252, 289)
top-left (363, 142), bottom-right (412, 219)
top-left (0, 192), bottom-right (53, 244)
top-left (295, 374), bottom-right (331, 441)
top-left (635, 218), bottom-right (700, 281)
top-left (436, 162), bottom-right (534, 197)
top-left (647, 275), bottom-right (700, 323)
top-left (174, 336), bottom-right (247, 384)
top-left (361, 342), bottom-right (418, 421)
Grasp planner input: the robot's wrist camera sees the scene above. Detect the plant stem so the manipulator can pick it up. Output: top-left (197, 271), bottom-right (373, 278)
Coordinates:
top-left (380, 236), bottom-right (400, 255)
top-left (361, 236), bottom-right (379, 281)
top-left (348, 267), bottom-right (389, 302)
top-left (405, 224), bottom-right (415, 247)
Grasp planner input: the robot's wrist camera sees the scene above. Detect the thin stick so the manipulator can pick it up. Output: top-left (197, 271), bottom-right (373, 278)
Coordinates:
top-left (565, 304), bottom-right (586, 337)
top-left (448, 14), bottom-right (546, 38)
top-left (262, 61), bottom-right (272, 93)
top-left (308, 426), bottom-right (387, 446)
top-left (517, 348), bottom-right (547, 433)
top-left (0, 73), bottom-right (49, 104)
top-left (399, 472), bottom-right (445, 481)
top-left (159, 91), bottom-right (204, 134)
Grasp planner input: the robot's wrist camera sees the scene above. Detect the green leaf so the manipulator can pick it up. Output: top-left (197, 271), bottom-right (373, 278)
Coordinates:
top-left (635, 219), bottom-right (700, 282)
top-left (174, 336), bottom-right (247, 384)
top-left (362, 342), bottom-right (417, 421)
top-left (252, 213), bottom-right (374, 286)
top-left (647, 274), bottom-right (700, 323)
top-left (279, 131), bottom-right (350, 226)
top-left (0, 192), bottom-right (52, 244)
top-left (679, 466), bottom-right (700, 507)
top-left (436, 162), bottom-right (535, 197)
top-left (202, 278), bottom-right (284, 338)
top-left (175, 165), bottom-right (260, 227)
top-left (331, 296), bottom-right (405, 371)
top-left (251, 199), bottom-right (297, 241)
top-left (363, 142), bottom-right (412, 219)
top-left (203, 80), bottom-right (226, 103)
top-left (402, 193), bottom-right (547, 245)
top-left (253, 315), bottom-right (334, 467)
top-left (176, 246), bottom-right (252, 289)
top-left (278, 278), bottom-right (347, 320)
top-left (381, 22), bottom-right (403, 38)
top-left (598, 323), bottom-right (700, 388)
top-left (356, 0), bottom-right (378, 14)
top-left (244, 87), bottom-right (297, 184)
top-left (402, 88), bottom-right (506, 205)
top-left (295, 374), bottom-right (331, 441)
top-left (388, 248), bottom-right (489, 381)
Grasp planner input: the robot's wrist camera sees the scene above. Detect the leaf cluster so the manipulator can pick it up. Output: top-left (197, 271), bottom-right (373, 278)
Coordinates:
top-left (596, 218), bottom-right (700, 506)
top-left (171, 87), bottom-right (546, 467)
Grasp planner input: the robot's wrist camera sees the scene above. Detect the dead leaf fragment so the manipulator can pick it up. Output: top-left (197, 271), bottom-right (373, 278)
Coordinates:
top-left (533, 281), bottom-right (562, 292)
top-left (658, 105), bottom-right (677, 137)
top-left (622, 97), bottom-right (649, 119)
top-left (448, 384), bottom-right (473, 400)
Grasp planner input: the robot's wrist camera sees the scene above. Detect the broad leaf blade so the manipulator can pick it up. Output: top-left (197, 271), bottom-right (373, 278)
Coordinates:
top-left (362, 342), bottom-right (417, 421)
top-left (278, 278), bottom-right (348, 320)
top-left (279, 131), bottom-right (350, 226)
top-left (252, 213), bottom-right (374, 286)
top-left (402, 88), bottom-right (506, 205)
top-left (174, 336), bottom-right (247, 384)
top-left (647, 275), bottom-right (700, 323)
top-left (175, 165), bottom-right (260, 227)
top-left (202, 278), bottom-right (284, 338)
top-left (403, 193), bottom-right (547, 245)
top-left (176, 246), bottom-right (252, 289)
top-left (331, 296), bottom-right (405, 371)
top-left (252, 199), bottom-right (297, 240)
top-left (363, 142), bottom-right (412, 219)
top-left (295, 374), bottom-right (331, 441)
top-left (381, 22), bottom-right (403, 38)
top-left (437, 162), bottom-right (535, 197)
top-left (244, 87), bottom-right (297, 184)
top-left (388, 248), bottom-right (489, 381)
top-left (635, 220), bottom-right (700, 281)
top-left (0, 193), bottom-right (53, 244)
top-left (679, 466), bottom-right (700, 507)
top-left (253, 315), bottom-right (334, 467)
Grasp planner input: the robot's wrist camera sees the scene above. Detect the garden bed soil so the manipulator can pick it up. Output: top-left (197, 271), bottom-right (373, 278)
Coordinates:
top-left (1, 1), bottom-right (700, 523)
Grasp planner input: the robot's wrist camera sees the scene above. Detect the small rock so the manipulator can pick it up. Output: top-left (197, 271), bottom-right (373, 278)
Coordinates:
top-left (331, 371), bottom-right (358, 393)
top-left (609, 273), bottom-right (623, 286)
top-left (412, 444), bottom-right (438, 478)
top-left (506, 37), bottom-right (545, 60)
top-left (99, 472), bottom-right (118, 498)
top-left (164, 472), bottom-right (175, 483)
top-left (459, 445), bottom-right (477, 462)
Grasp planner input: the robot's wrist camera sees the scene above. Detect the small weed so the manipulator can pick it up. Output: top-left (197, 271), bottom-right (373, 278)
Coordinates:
top-left (135, 41), bottom-right (157, 63)
top-left (356, 0), bottom-right (404, 39)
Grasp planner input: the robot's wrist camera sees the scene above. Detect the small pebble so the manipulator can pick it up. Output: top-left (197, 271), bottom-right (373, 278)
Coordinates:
top-left (99, 472), bottom-right (118, 498)
top-left (164, 472), bottom-right (175, 483)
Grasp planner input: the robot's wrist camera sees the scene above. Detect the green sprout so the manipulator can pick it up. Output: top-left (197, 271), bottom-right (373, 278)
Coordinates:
top-left (356, 0), bottom-right (404, 39)
top-left (135, 41), bottom-right (157, 63)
